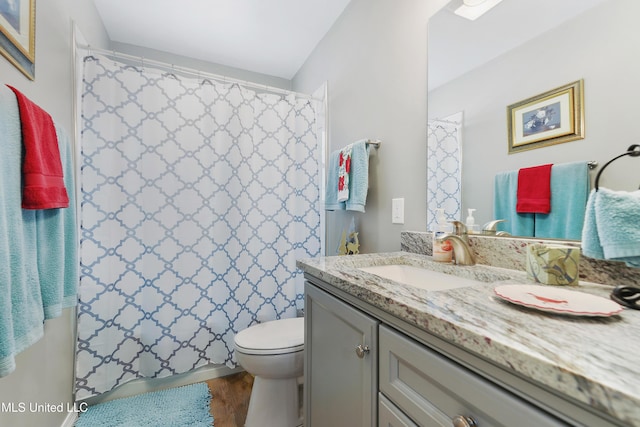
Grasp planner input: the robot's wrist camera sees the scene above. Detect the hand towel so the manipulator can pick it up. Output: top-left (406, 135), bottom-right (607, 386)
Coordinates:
top-left (325, 149), bottom-right (343, 210)
top-left (516, 163), bottom-right (552, 214)
top-left (494, 170), bottom-right (535, 237)
top-left (581, 188), bottom-right (640, 268)
top-left (6, 85), bottom-right (69, 210)
top-left (344, 140), bottom-right (370, 212)
top-left (581, 189), bottom-right (604, 261)
top-left (325, 140), bottom-right (370, 212)
top-left (337, 144), bottom-right (353, 202)
top-left (535, 161), bottom-right (590, 240)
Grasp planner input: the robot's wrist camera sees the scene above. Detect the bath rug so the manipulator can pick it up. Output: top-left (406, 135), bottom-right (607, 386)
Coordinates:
top-left (75, 383), bottom-right (213, 427)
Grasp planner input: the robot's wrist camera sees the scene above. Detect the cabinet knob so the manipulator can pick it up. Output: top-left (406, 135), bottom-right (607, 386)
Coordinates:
top-left (452, 415), bottom-right (477, 427)
top-left (355, 344), bottom-right (370, 358)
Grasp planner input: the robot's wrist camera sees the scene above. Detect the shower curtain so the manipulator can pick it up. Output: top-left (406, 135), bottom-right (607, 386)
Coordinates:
top-left (75, 54), bottom-right (322, 399)
top-left (427, 115), bottom-right (462, 231)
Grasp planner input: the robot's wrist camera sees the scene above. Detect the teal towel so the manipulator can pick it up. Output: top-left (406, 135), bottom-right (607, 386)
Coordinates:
top-left (325, 140), bottom-right (370, 212)
top-left (535, 161), bottom-right (590, 240)
top-left (0, 85), bottom-right (78, 377)
top-left (0, 84), bottom-right (45, 376)
top-left (36, 126), bottom-right (78, 318)
top-left (493, 170), bottom-right (534, 237)
top-left (581, 188), bottom-right (640, 268)
top-left (325, 148), bottom-right (343, 210)
top-left (581, 190), bottom-right (604, 260)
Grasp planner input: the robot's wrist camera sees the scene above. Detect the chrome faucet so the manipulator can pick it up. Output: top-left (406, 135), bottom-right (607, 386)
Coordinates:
top-left (482, 219), bottom-right (507, 235)
top-left (482, 219), bottom-right (512, 236)
top-left (436, 221), bottom-right (476, 265)
top-left (450, 220), bottom-right (469, 243)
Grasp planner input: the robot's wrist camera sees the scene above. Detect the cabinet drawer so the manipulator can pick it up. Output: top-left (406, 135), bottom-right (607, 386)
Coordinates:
top-left (379, 393), bottom-right (418, 427)
top-left (379, 325), bottom-right (567, 427)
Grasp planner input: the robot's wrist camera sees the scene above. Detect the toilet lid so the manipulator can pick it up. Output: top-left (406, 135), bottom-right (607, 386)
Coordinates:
top-left (234, 317), bottom-right (304, 355)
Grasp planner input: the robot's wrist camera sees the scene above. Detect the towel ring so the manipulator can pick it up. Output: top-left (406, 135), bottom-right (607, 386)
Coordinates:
top-left (594, 144), bottom-right (640, 191)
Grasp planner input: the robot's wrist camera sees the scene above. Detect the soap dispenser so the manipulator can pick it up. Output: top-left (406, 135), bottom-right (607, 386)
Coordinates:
top-left (432, 209), bottom-right (453, 262)
top-left (465, 209), bottom-right (479, 234)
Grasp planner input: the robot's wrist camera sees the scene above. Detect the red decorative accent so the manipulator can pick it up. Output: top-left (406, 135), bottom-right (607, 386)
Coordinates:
top-left (516, 164), bottom-right (552, 214)
top-left (527, 293), bottom-right (568, 304)
top-left (7, 85), bottom-right (69, 210)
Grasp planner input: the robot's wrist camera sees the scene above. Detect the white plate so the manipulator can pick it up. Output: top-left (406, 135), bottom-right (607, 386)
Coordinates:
top-left (494, 284), bottom-right (623, 317)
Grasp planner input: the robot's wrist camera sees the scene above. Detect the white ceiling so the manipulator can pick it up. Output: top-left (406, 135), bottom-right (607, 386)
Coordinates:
top-left (93, 0), bottom-right (352, 80)
top-left (428, 0), bottom-right (610, 91)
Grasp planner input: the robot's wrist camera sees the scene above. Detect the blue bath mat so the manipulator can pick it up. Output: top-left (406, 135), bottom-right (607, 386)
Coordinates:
top-left (75, 383), bottom-right (213, 427)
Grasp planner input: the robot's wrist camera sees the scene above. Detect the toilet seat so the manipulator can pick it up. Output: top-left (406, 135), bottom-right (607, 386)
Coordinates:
top-left (234, 317), bottom-right (304, 356)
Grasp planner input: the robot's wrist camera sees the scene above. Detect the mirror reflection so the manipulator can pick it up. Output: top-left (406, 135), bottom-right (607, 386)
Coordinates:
top-left (427, 0), bottom-right (640, 240)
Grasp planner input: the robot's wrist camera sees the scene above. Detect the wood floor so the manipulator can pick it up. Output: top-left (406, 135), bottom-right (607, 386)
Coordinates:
top-left (207, 371), bottom-right (254, 427)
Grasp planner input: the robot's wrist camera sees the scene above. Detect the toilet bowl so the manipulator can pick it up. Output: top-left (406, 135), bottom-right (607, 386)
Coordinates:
top-left (234, 317), bottom-right (304, 427)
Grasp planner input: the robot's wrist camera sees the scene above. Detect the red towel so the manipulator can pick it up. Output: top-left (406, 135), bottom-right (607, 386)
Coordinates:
top-left (7, 85), bottom-right (69, 210)
top-left (516, 164), bottom-right (552, 214)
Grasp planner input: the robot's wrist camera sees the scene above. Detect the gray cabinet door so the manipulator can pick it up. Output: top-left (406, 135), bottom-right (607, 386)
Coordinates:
top-left (305, 282), bottom-right (378, 427)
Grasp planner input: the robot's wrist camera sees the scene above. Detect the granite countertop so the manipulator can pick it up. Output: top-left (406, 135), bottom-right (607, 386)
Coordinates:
top-left (297, 251), bottom-right (640, 426)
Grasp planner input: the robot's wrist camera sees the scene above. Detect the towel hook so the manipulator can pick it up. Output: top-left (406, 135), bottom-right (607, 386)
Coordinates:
top-left (594, 144), bottom-right (640, 191)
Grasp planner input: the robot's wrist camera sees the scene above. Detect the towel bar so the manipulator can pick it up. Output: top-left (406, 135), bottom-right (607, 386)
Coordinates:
top-left (366, 139), bottom-right (381, 148)
top-left (594, 144), bottom-right (640, 191)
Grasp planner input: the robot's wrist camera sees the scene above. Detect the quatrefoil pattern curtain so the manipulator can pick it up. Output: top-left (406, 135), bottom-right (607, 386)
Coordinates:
top-left (427, 116), bottom-right (462, 231)
top-left (75, 55), bottom-right (321, 399)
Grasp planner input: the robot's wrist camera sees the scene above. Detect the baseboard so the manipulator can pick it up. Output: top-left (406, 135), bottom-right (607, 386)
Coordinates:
top-left (79, 363), bottom-right (244, 407)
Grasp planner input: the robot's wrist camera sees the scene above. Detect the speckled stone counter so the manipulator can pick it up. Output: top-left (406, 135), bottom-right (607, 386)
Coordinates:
top-left (296, 250), bottom-right (640, 426)
top-left (401, 231), bottom-right (640, 287)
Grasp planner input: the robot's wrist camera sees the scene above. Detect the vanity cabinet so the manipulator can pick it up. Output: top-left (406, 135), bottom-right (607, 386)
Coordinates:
top-left (304, 281), bottom-right (378, 427)
top-left (304, 279), bottom-right (618, 427)
top-left (300, 252), bottom-right (634, 427)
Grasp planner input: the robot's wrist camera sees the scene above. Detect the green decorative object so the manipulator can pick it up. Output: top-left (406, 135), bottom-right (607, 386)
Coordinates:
top-left (526, 244), bottom-right (580, 286)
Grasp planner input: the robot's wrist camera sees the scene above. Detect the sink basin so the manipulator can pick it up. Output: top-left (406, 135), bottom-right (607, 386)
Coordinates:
top-left (359, 264), bottom-right (485, 291)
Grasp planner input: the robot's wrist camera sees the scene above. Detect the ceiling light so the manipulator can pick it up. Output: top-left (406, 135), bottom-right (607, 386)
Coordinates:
top-left (454, 0), bottom-right (503, 21)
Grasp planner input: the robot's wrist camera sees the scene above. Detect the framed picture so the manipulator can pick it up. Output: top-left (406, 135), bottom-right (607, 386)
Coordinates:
top-left (507, 80), bottom-right (584, 154)
top-left (0, 0), bottom-right (35, 80)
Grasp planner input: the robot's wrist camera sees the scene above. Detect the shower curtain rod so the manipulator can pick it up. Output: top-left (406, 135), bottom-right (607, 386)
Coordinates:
top-left (428, 118), bottom-right (460, 125)
top-left (76, 43), bottom-right (320, 101)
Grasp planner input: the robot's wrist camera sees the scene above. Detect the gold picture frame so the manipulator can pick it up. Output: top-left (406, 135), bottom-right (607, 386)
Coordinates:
top-left (507, 80), bottom-right (584, 154)
top-left (0, 0), bottom-right (36, 80)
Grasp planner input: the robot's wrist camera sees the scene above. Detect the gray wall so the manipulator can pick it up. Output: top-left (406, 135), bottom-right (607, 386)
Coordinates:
top-left (293, 0), bottom-right (448, 254)
top-left (1, 0), bottom-right (109, 132)
top-left (0, 2), bottom-right (109, 426)
top-left (428, 0), bottom-right (640, 228)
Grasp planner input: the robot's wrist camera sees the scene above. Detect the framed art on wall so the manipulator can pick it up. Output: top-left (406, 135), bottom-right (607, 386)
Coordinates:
top-left (0, 0), bottom-right (35, 80)
top-left (507, 80), bottom-right (584, 154)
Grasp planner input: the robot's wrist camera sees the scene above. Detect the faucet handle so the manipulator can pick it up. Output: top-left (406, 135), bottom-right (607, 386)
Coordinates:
top-left (449, 220), bottom-right (467, 236)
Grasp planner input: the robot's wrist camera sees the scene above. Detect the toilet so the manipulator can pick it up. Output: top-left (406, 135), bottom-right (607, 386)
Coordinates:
top-left (234, 317), bottom-right (305, 427)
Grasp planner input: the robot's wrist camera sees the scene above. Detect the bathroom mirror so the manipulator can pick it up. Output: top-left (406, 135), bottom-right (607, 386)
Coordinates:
top-left (427, 0), bottom-right (640, 240)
